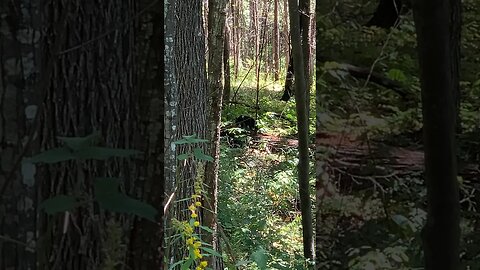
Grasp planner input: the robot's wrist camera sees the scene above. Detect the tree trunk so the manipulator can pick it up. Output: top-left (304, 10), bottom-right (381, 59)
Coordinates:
top-left (413, 0), bottom-right (461, 269)
top-left (33, 1), bottom-right (145, 269)
top-left (127, 1), bottom-right (165, 268)
top-left (0, 1), bottom-right (42, 268)
top-left (273, 0), bottom-right (280, 81)
top-left (288, 0), bottom-right (314, 263)
top-left (2, 1), bottom-right (165, 269)
top-left (205, 0), bottom-right (228, 267)
top-left (223, 25), bottom-right (232, 102)
top-left (165, 0), bottom-right (209, 267)
top-left (299, 0), bottom-right (310, 84)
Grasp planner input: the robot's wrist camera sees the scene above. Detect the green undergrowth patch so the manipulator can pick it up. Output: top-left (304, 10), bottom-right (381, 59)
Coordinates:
top-left (218, 145), bottom-right (314, 269)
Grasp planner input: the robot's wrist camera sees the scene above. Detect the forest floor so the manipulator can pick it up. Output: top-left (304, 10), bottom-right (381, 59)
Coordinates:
top-left (255, 130), bottom-right (479, 193)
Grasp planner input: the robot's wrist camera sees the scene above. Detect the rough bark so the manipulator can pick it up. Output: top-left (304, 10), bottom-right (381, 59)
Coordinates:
top-left (205, 0), bottom-right (228, 267)
top-left (34, 1), bottom-right (140, 269)
top-left (0, 1), bottom-right (42, 268)
top-left (165, 0), bottom-right (209, 266)
top-left (412, 0), bottom-right (461, 269)
top-left (164, 0), bottom-right (178, 199)
top-left (288, 0), bottom-right (314, 262)
top-left (128, 1), bottom-right (165, 268)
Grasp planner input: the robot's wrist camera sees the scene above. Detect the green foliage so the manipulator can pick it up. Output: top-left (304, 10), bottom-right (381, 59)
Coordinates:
top-left (29, 132), bottom-right (157, 221)
top-left (316, 2), bottom-right (480, 267)
top-left (175, 134), bottom-right (213, 161)
top-left (94, 178), bottom-right (157, 221)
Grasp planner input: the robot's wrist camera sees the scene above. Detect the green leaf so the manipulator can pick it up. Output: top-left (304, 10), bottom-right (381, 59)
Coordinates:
top-left (200, 246), bottom-right (222, 257)
top-left (29, 147), bottom-right (75, 164)
top-left (74, 147), bottom-right (142, 160)
top-left (174, 134), bottom-right (209, 145)
top-left (180, 258), bottom-right (193, 270)
top-left (57, 131), bottom-right (101, 151)
top-left (193, 148), bottom-right (214, 162)
top-left (95, 178), bottom-right (157, 221)
top-left (251, 247), bottom-right (268, 270)
top-left (174, 139), bottom-right (191, 145)
top-left (386, 68), bottom-right (407, 82)
top-left (323, 61), bottom-right (341, 70)
top-left (95, 192), bottom-right (157, 222)
top-left (168, 260), bottom-right (185, 270)
top-left (199, 225), bottom-right (214, 233)
top-left (235, 260), bottom-right (251, 267)
top-left (39, 195), bottom-right (77, 214)
top-left (177, 153), bottom-right (190, 160)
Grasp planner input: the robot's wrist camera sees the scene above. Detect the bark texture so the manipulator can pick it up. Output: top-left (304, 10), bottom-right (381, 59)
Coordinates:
top-left (2, 1), bottom-right (165, 269)
top-left (165, 0), bottom-right (209, 267)
top-left (205, 0), bottom-right (228, 267)
top-left (128, 0), bottom-right (165, 268)
top-left (0, 1), bottom-right (42, 268)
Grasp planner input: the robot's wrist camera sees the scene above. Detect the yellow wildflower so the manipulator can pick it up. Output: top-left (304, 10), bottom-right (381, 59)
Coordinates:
top-left (193, 248), bottom-right (202, 259)
top-left (191, 212), bottom-right (198, 218)
top-left (194, 221), bottom-right (200, 227)
top-left (195, 201), bottom-right (202, 207)
top-left (185, 225), bottom-right (193, 234)
top-left (200, 261), bottom-right (208, 267)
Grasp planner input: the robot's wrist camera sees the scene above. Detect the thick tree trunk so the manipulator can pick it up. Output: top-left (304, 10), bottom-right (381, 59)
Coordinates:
top-left (0, 1), bottom-right (42, 268)
top-left (127, 1), bottom-right (165, 268)
top-left (413, 0), bottom-right (461, 269)
top-left (36, 2), bottom-right (144, 269)
top-left (2, 1), bottom-right (164, 269)
top-left (165, 0), bottom-right (209, 267)
top-left (288, 0), bottom-right (314, 263)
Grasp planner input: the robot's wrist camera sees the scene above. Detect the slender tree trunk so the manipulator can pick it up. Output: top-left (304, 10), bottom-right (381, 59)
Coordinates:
top-left (288, 0), bottom-right (314, 263)
top-left (283, 0), bottom-right (291, 62)
top-left (223, 25), bottom-right (232, 102)
top-left (413, 0), bottom-right (461, 269)
top-left (273, 0), bottom-right (280, 81)
top-left (315, 2), bottom-right (321, 266)
top-left (299, 0), bottom-right (310, 84)
top-left (205, 0), bottom-right (228, 267)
